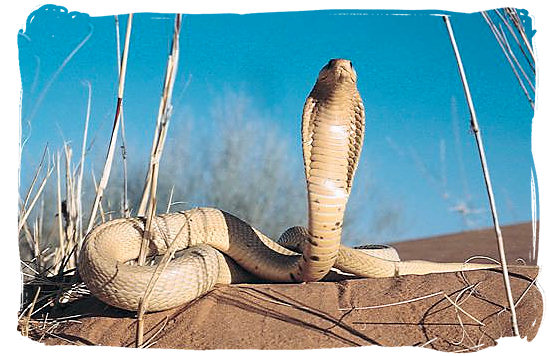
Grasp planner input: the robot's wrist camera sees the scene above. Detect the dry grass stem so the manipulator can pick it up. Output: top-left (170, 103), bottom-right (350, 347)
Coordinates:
top-left (86, 13), bottom-right (133, 235)
top-left (21, 144), bottom-right (48, 211)
top-left (338, 291), bottom-right (444, 311)
top-left (514, 277), bottom-right (537, 308)
top-left (23, 23), bottom-right (93, 124)
top-left (140, 316), bottom-right (169, 349)
top-left (449, 312), bottom-right (468, 346)
top-left (21, 286), bottom-right (41, 337)
top-left (63, 144), bottom-right (78, 268)
top-left (481, 11), bottom-right (534, 109)
top-left (166, 185), bottom-right (175, 213)
top-left (493, 10), bottom-right (536, 84)
top-left (464, 255), bottom-right (500, 264)
top-left (420, 337), bottom-right (438, 348)
top-left (443, 15), bottom-right (520, 337)
top-left (453, 282), bottom-right (482, 308)
top-left (239, 289), bottom-right (296, 309)
top-left (494, 9), bottom-right (535, 72)
top-left (443, 293), bottom-right (484, 326)
top-left (91, 171), bottom-right (106, 223)
top-left (505, 8), bottom-right (534, 61)
top-left (18, 161), bottom-right (53, 233)
top-left (135, 14), bottom-right (182, 347)
top-left (499, 24), bottom-right (535, 92)
top-left (115, 14), bottom-right (130, 218)
top-left (137, 14), bottom-right (182, 265)
top-left (135, 217), bottom-right (189, 347)
top-left (76, 80), bottom-right (92, 249)
top-left (55, 152), bottom-right (65, 272)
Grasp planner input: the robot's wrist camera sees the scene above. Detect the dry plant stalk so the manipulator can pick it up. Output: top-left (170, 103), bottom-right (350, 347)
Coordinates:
top-left (135, 14), bottom-right (182, 348)
top-left (494, 9), bottom-right (535, 74)
top-left (505, 8), bottom-right (535, 61)
top-left (443, 15), bottom-right (520, 337)
top-left (499, 24), bottom-right (535, 92)
top-left (135, 225), bottom-right (185, 347)
top-left (54, 152), bottom-right (65, 272)
top-left (115, 14), bottom-right (130, 218)
top-left (136, 13), bottom-right (182, 264)
top-left (19, 36), bottom-right (97, 335)
top-left (140, 317), bottom-right (169, 348)
top-left (76, 81), bottom-right (92, 248)
top-left (136, 16), bottom-right (181, 216)
top-left (18, 150), bottom-right (53, 234)
top-left (91, 171), bottom-right (107, 224)
top-left (62, 144), bottom-right (79, 269)
top-left (20, 144), bottom-right (48, 213)
top-left (442, 293), bottom-right (484, 326)
top-left (21, 286), bottom-right (41, 337)
top-left (338, 291), bottom-right (444, 311)
top-left (85, 13), bottom-right (133, 235)
top-left (481, 11), bottom-right (534, 109)
top-left (494, 9), bottom-right (535, 73)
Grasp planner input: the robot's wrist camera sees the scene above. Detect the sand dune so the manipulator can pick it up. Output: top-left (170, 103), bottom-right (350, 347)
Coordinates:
top-left (36, 222), bottom-right (541, 352)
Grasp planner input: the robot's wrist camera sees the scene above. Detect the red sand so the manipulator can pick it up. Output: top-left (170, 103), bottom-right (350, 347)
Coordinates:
top-left (30, 222), bottom-right (541, 352)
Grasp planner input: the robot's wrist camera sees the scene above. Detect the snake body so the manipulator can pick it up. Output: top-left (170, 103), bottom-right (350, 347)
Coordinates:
top-left (79, 59), bottom-right (498, 312)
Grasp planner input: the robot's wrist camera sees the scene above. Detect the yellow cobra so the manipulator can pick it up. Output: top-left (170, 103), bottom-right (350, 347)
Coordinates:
top-left (78, 59), bottom-right (498, 312)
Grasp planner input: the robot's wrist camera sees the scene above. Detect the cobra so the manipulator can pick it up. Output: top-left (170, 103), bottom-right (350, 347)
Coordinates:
top-left (78, 59), bottom-right (498, 312)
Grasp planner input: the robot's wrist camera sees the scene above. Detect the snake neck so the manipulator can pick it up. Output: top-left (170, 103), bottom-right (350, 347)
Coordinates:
top-left (298, 59), bottom-right (365, 282)
top-left (309, 83), bottom-right (358, 104)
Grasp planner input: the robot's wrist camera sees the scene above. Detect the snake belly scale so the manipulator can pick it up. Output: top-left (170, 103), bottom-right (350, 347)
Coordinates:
top-left (78, 59), bottom-right (498, 312)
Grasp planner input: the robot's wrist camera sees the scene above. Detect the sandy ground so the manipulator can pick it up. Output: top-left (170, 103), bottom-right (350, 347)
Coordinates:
top-left (30, 222), bottom-right (541, 351)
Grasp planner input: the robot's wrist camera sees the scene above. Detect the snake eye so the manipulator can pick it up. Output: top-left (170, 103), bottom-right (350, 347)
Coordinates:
top-left (327, 59), bottom-right (336, 69)
top-left (349, 61), bottom-right (353, 68)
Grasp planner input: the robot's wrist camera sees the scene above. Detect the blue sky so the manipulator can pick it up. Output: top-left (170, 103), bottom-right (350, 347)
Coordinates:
top-left (17, 6), bottom-right (536, 242)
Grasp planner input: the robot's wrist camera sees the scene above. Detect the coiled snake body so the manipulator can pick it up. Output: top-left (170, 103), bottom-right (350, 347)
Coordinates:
top-left (79, 59), bottom-right (497, 312)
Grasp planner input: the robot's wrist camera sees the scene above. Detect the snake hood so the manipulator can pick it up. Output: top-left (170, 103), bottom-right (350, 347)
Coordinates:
top-left (298, 58), bottom-right (366, 281)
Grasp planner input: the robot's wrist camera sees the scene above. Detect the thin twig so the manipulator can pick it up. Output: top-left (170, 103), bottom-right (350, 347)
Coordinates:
top-left (481, 11), bottom-right (534, 109)
top-left (115, 15), bottom-right (130, 218)
top-left (91, 171), bottom-right (106, 224)
top-left (136, 14), bottom-right (182, 265)
top-left (135, 214), bottom-right (189, 348)
top-left (135, 14), bottom-right (182, 348)
top-left (140, 316), bottom-right (169, 349)
top-left (443, 293), bottom-right (484, 326)
top-left (499, 24), bottom-right (535, 93)
top-left (18, 164), bottom-right (54, 233)
top-left (505, 8), bottom-right (535, 62)
top-left (22, 286), bottom-right (41, 337)
top-left (443, 15), bottom-right (520, 337)
top-left (137, 15), bottom-right (182, 216)
top-left (76, 81), bottom-right (92, 249)
top-left (166, 185), bottom-right (175, 213)
top-left (494, 8), bottom-right (535, 73)
top-left (514, 277), bottom-right (537, 307)
top-left (63, 144), bottom-right (77, 268)
top-left (420, 337), bottom-right (438, 348)
top-left (54, 152), bottom-right (65, 273)
top-left (338, 291), bottom-right (444, 311)
top-left (21, 144), bottom-right (49, 212)
top-left (23, 24), bottom-right (93, 123)
top-left (86, 13), bottom-right (133, 234)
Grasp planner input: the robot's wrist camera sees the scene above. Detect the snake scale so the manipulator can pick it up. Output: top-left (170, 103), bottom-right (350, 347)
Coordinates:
top-left (79, 59), bottom-right (498, 312)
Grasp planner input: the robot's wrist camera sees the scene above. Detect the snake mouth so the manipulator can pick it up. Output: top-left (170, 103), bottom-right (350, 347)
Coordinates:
top-left (336, 68), bottom-right (356, 83)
